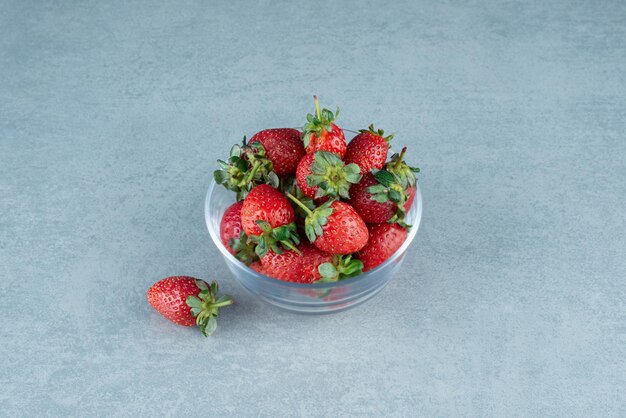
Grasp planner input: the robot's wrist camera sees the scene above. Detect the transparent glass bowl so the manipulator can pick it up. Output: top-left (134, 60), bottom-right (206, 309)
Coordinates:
top-left (205, 180), bottom-right (422, 314)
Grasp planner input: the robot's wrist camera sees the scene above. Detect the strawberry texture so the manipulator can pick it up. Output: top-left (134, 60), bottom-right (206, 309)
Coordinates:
top-left (348, 173), bottom-right (396, 223)
top-left (344, 131), bottom-right (389, 173)
top-left (295, 153), bottom-right (318, 198)
top-left (249, 128), bottom-right (305, 176)
top-left (220, 201), bottom-right (244, 254)
top-left (241, 184), bottom-right (295, 236)
top-left (147, 276), bottom-right (201, 326)
top-left (358, 223), bottom-right (407, 271)
top-left (305, 123), bottom-right (346, 158)
top-left (313, 201), bottom-right (368, 254)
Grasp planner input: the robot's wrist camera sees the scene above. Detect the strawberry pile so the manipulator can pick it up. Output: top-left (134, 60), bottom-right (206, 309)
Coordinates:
top-left (215, 97), bottom-right (420, 284)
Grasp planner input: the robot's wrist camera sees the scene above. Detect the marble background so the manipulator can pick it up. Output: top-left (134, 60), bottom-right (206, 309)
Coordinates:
top-left (1, 0), bottom-right (625, 416)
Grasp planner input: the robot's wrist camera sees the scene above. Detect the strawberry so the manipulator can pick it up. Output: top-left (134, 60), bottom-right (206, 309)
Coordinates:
top-left (349, 147), bottom-right (420, 226)
top-left (220, 201), bottom-right (244, 253)
top-left (249, 128), bottom-right (305, 176)
top-left (260, 247), bottom-right (305, 282)
top-left (344, 125), bottom-right (392, 173)
top-left (299, 244), bottom-right (363, 283)
top-left (348, 172), bottom-right (396, 223)
top-left (296, 151), bottom-right (361, 199)
top-left (302, 96), bottom-right (346, 158)
top-left (220, 201), bottom-right (258, 264)
top-left (287, 195), bottom-right (369, 254)
top-left (259, 243), bottom-right (363, 283)
top-left (241, 184), bottom-right (300, 257)
top-left (147, 276), bottom-right (233, 336)
top-left (214, 138), bottom-right (279, 201)
top-left (358, 223), bottom-right (408, 271)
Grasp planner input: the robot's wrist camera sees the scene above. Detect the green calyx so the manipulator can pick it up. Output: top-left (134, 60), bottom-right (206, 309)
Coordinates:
top-left (186, 280), bottom-right (233, 337)
top-left (213, 138), bottom-right (279, 200)
top-left (359, 124), bottom-right (394, 143)
top-left (286, 193), bottom-right (334, 243)
top-left (317, 255), bottom-right (364, 282)
top-left (302, 96), bottom-right (340, 148)
top-left (228, 231), bottom-right (258, 265)
top-left (366, 170), bottom-right (411, 229)
top-left (365, 147), bottom-right (420, 228)
top-left (248, 220), bottom-right (301, 258)
top-left (385, 147), bottom-right (420, 189)
top-left (307, 151), bottom-right (361, 199)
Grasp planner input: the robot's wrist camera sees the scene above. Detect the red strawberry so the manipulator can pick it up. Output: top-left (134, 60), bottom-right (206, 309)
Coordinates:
top-left (249, 128), bottom-right (305, 176)
top-left (344, 125), bottom-right (392, 173)
top-left (296, 151), bottom-right (361, 199)
top-left (287, 195), bottom-right (369, 255)
top-left (260, 247), bottom-right (304, 282)
top-left (358, 223), bottom-right (408, 271)
top-left (241, 184), bottom-right (295, 236)
top-left (220, 201), bottom-right (244, 254)
top-left (349, 148), bottom-right (420, 226)
top-left (259, 243), bottom-right (362, 283)
top-left (302, 96), bottom-right (346, 158)
top-left (240, 184), bottom-right (300, 258)
top-left (311, 201), bottom-right (368, 254)
top-left (298, 244), bottom-right (364, 283)
top-left (147, 276), bottom-right (233, 336)
top-left (298, 243), bottom-right (332, 283)
top-left (220, 201), bottom-right (257, 264)
top-left (349, 172), bottom-right (396, 223)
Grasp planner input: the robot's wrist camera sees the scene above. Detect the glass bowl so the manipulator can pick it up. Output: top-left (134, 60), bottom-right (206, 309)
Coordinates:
top-left (204, 179), bottom-right (422, 314)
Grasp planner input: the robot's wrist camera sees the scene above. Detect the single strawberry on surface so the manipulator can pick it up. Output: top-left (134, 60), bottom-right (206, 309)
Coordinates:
top-left (287, 194), bottom-right (369, 255)
top-left (249, 128), bottom-right (305, 176)
top-left (358, 223), bottom-right (408, 271)
top-left (296, 151), bottom-right (361, 200)
top-left (344, 125), bottom-right (392, 174)
top-left (241, 184), bottom-right (300, 258)
top-left (302, 96), bottom-right (346, 158)
top-left (147, 276), bottom-right (233, 336)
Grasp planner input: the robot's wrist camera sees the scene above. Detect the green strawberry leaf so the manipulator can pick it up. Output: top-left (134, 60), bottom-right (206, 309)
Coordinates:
top-left (302, 97), bottom-right (340, 141)
top-left (317, 255), bottom-right (364, 282)
top-left (307, 151), bottom-right (361, 199)
top-left (186, 295), bottom-right (202, 308)
top-left (185, 280), bottom-right (233, 337)
top-left (250, 222), bottom-right (301, 258)
top-left (374, 169), bottom-right (395, 187)
top-left (359, 124), bottom-right (394, 142)
top-left (228, 231), bottom-right (258, 265)
top-left (318, 263), bottom-right (338, 281)
top-left (303, 199), bottom-right (334, 243)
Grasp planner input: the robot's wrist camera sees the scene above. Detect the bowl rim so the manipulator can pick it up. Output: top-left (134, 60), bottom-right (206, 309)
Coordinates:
top-left (205, 177), bottom-right (422, 289)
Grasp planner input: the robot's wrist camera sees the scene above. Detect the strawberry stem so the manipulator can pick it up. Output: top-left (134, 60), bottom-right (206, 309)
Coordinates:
top-left (281, 240), bottom-right (303, 255)
top-left (286, 192), bottom-right (314, 216)
top-left (209, 299), bottom-right (234, 308)
top-left (245, 160), bottom-right (262, 183)
top-left (394, 147), bottom-right (407, 170)
top-left (314, 95), bottom-right (322, 120)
